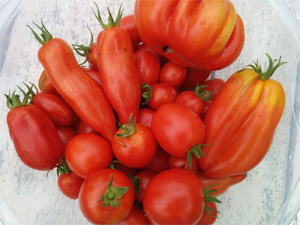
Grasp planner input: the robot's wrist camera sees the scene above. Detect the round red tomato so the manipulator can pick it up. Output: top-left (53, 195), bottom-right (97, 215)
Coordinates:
top-left (56, 126), bottom-right (76, 157)
top-left (168, 154), bottom-right (199, 174)
top-left (65, 133), bottom-right (113, 178)
top-left (140, 147), bottom-right (169, 174)
top-left (137, 107), bottom-right (155, 128)
top-left (175, 90), bottom-right (205, 116)
top-left (116, 206), bottom-right (147, 225)
top-left (112, 120), bottom-right (157, 168)
top-left (151, 103), bottom-right (205, 157)
top-left (196, 202), bottom-right (218, 225)
top-left (159, 60), bottom-right (187, 88)
top-left (181, 68), bottom-right (211, 90)
top-left (143, 169), bottom-right (204, 224)
top-left (57, 171), bottom-right (84, 199)
top-left (79, 169), bottom-right (135, 224)
top-left (134, 171), bottom-right (155, 204)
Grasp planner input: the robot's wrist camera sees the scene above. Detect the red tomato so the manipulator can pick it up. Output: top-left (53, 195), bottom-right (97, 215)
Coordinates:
top-left (137, 107), bottom-right (155, 128)
top-left (197, 171), bottom-right (246, 196)
top-left (96, 8), bottom-right (141, 124)
top-left (146, 83), bottom-right (177, 110)
top-left (151, 103), bottom-right (205, 158)
top-left (159, 61), bottom-right (187, 88)
top-left (175, 90), bottom-right (205, 116)
top-left (56, 126), bottom-right (76, 157)
top-left (80, 67), bottom-right (102, 86)
top-left (79, 169), bottom-right (135, 224)
top-left (6, 100), bottom-right (63, 170)
top-left (134, 44), bottom-right (161, 84)
top-left (140, 147), bottom-right (169, 174)
top-left (112, 117), bottom-right (157, 168)
top-left (38, 70), bottom-right (58, 94)
top-left (134, 0), bottom-right (245, 71)
top-left (65, 133), bottom-right (113, 178)
top-left (196, 202), bottom-right (218, 225)
top-left (58, 171), bottom-right (84, 199)
top-left (77, 120), bottom-right (97, 134)
top-left (110, 160), bottom-right (137, 178)
top-left (168, 154), bottom-right (199, 174)
top-left (134, 171), bottom-right (155, 204)
top-left (120, 14), bottom-right (143, 49)
top-left (181, 68), bottom-right (211, 90)
top-left (144, 169), bottom-right (204, 224)
top-left (116, 206), bottom-right (147, 225)
top-left (32, 92), bottom-right (74, 127)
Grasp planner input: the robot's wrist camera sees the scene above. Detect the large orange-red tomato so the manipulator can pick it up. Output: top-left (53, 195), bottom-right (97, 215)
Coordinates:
top-left (134, 0), bottom-right (245, 71)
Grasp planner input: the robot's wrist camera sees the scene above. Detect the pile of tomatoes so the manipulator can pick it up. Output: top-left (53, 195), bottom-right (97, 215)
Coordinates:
top-left (5, 0), bottom-right (286, 224)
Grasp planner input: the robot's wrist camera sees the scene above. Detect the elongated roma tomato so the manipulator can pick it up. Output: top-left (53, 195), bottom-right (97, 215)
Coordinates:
top-left (29, 21), bottom-right (117, 143)
top-left (199, 55), bottom-right (286, 178)
top-left (134, 0), bottom-right (245, 71)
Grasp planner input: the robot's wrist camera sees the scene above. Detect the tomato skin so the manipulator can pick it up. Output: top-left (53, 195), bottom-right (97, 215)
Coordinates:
top-left (143, 169), bottom-right (204, 224)
top-left (175, 90), bottom-right (205, 116)
top-left (134, 44), bottom-right (161, 84)
top-left (97, 27), bottom-right (141, 124)
top-left (57, 171), bottom-right (84, 199)
top-left (112, 123), bottom-right (157, 168)
top-left (137, 107), bottom-right (155, 128)
top-left (7, 104), bottom-right (63, 170)
top-left (79, 169), bottom-right (135, 225)
top-left (56, 126), bottom-right (76, 157)
top-left (197, 171), bottom-right (246, 196)
top-left (134, 0), bottom-right (245, 71)
top-left (168, 154), bottom-right (199, 174)
top-left (32, 92), bottom-right (74, 127)
top-left (159, 61), bottom-right (187, 88)
top-left (151, 103), bottom-right (205, 157)
top-left (77, 120), bottom-right (97, 134)
top-left (134, 171), bottom-right (155, 204)
top-left (147, 83), bottom-right (177, 110)
top-left (38, 38), bottom-right (116, 143)
top-left (87, 43), bottom-right (98, 69)
top-left (181, 68), bottom-right (211, 90)
top-left (199, 69), bottom-right (286, 178)
top-left (65, 133), bottom-right (113, 178)
top-left (116, 206), bottom-right (147, 225)
top-left (196, 202), bottom-right (218, 225)
top-left (38, 70), bottom-right (57, 94)
top-left (140, 147), bottom-right (169, 174)
top-left (80, 67), bottom-right (102, 86)
top-left (120, 14), bottom-right (142, 49)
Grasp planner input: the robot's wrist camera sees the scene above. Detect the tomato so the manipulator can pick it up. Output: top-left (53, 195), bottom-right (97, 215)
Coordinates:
top-left (58, 171), bottom-right (84, 199)
top-left (5, 84), bottom-right (63, 170)
top-left (79, 169), bottom-right (135, 224)
top-left (151, 103), bottom-right (206, 164)
top-left (112, 116), bottom-right (157, 168)
top-left (56, 126), bottom-right (76, 157)
top-left (140, 147), bottom-right (169, 174)
top-left (134, 44), bottom-right (161, 84)
top-left (196, 202), bottom-right (218, 225)
top-left (143, 169), bottom-right (204, 224)
top-left (134, 171), bottom-right (155, 204)
top-left (134, 0), bottom-right (245, 71)
top-left (120, 14), bottom-right (143, 49)
top-left (109, 160), bottom-right (137, 178)
top-left (30, 21), bottom-right (116, 143)
top-left (197, 171), bottom-right (246, 196)
top-left (168, 154), bottom-right (199, 174)
top-left (32, 92), bottom-right (74, 127)
top-left (137, 107), bottom-right (155, 128)
top-left (38, 70), bottom-right (58, 94)
top-left (159, 60), bottom-right (187, 88)
top-left (116, 206), bottom-right (147, 225)
top-left (77, 120), bottom-right (97, 134)
top-left (145, 83), bottom-right (177, 110)
top-left (181, 68), bottom-right (211, 90)
top-left (199, 55), bottom-right (286, 178)
top-left (81, 67), bottom-right (102, 86)
top-left (95, 6), bottom-right (141, 124)
top-left (65, 133), bottom-right (113, 178)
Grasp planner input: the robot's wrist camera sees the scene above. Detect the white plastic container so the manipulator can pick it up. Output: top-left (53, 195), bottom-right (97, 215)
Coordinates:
top-left (0, 0), bottom-right (299, 224)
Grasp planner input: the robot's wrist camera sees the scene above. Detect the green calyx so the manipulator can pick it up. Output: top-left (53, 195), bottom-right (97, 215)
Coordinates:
top-left (195, 84), bottom-right (213, 101)
top-left (116, 114), bottom-right (136, 138)
top-left (98, 174), bottom-right (129, 207)
top-left (203, 184), bottom-right (222, 218)
top-left (187, 144), bottom-right (208, 170)
top-left (141, 83), bottom-right (152, 106)
top-left (5, 82), bottom-right (38, 109)
top-left (56, 158), bottom-right (71, 176)
top-left (92, 2), bottom-right (123, 29)
top-left (72, 26), bottom-right (94, 65)
top-left (27, 19), bottom-right (53, 45)
top-left (129, 174), bottom-right (141, 196)
top-left (246, 53), bottom-right (286, 81)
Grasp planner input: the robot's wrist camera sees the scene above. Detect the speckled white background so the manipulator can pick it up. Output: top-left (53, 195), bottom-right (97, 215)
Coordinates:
top-left (0, 0), bottom-right (300, 225)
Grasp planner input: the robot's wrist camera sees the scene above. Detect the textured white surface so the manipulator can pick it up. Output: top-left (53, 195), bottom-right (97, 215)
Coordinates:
top-left (0, 0), bottom-right (300, 225)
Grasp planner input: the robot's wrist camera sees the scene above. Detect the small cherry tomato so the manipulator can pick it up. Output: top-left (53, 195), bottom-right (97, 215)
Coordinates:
top-left (137, 107), bottom-right (155, 128)
top-left (180, 68), bottom-right (211, 90)
top-left (196, 202), bottom-right (218, 225)
top-left (159, 61), bottom-right (187, 88)
top-left (140, 147), bottom-right (169, 174)
top-left (58, 171), bottom-right (84, 200)
top-left (116, 206), bottom-right (147, 225)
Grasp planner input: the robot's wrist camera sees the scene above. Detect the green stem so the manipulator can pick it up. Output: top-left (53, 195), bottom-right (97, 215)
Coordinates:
top-left (27, 19), bottom-right (53, 45)
top-left (195, 84), bottom-right (213, 101)
top-left (141, 83), bottom-right (152, 106)
top-left (203, 184), bottom-right (222, 218)
top-left (115, 114), bottom-right (136, 138)
top-left (246, 53), bottom-right (286, 81)
top-left (187, 144), bottom-right (209, 170)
